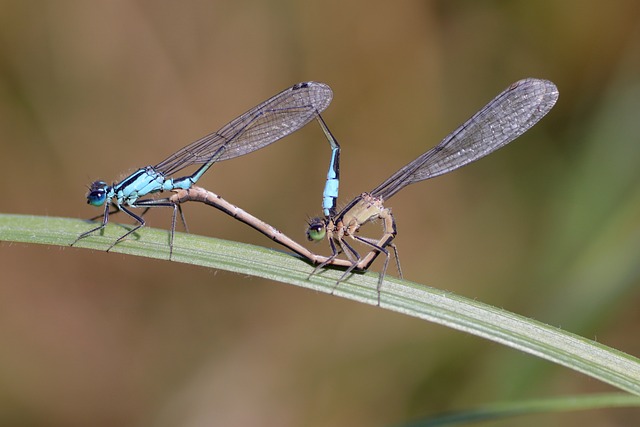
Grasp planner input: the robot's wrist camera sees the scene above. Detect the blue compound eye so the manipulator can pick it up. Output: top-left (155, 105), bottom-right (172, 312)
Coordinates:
top-left (86, 181), bottom-right (109, 206)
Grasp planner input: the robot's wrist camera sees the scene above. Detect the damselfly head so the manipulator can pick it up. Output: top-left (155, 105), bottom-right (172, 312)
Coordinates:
top-left (306, 217), bottom-right (327, 241)
top-left (86, 181), bottom-right (109, 206)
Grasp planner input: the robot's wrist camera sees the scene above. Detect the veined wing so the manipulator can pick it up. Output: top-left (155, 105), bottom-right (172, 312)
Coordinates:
top-left (155, 82), bottom-right (333, 176)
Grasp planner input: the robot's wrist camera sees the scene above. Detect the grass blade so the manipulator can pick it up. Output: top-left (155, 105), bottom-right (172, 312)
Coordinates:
top-left (2, 213), bottom-right (640, 396)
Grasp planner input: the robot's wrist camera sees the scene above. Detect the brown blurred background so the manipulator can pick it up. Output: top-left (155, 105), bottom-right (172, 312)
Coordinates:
top-left (2, 1), bottom-right (640, 426)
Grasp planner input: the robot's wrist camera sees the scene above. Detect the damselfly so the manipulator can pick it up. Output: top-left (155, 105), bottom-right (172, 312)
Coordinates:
top-left (72, 82), bottom-right (333, 254)
top-left (306, 78), bottom-right (559, 303)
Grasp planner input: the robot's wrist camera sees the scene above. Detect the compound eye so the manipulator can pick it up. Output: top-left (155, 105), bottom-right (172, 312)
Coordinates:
top-left (306, 218), bottom-right (327, 241)
top-left (86, 181), bottom-right (109, 206)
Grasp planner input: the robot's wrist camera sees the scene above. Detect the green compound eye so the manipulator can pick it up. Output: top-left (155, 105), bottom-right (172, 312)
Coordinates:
top-left (306, 218), bottom-right (327, 241)
top-left (306, 227), bottom-right (326, 242)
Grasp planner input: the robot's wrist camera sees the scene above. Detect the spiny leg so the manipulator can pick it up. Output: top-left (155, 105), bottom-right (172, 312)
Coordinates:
top-left (71, 202), bottom-right (112, 246)
top-left (135, 198), bottom-right (184, 259)
top-left (328, 237), bottom-right (362, 295)
top-left (89, 207), bottom-right (120, 222)
top-left (309, 236), bottom-right (341, 278)
top-left (106, 205), bottom-right (146, 251)
top-left (389, 243), bottom-right (402, 279)
top-left (346, 234), bottom-right (392, 305)
top-left (356, 236), bottom-right (402, 278)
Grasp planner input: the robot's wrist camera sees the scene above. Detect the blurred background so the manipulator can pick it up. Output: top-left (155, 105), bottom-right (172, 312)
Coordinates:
top-left (1, 1), bottom-right (640, 426)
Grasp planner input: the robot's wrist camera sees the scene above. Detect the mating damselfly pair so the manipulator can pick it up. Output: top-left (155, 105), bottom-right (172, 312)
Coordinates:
top-left (73, 79), bottom-right (559, 304)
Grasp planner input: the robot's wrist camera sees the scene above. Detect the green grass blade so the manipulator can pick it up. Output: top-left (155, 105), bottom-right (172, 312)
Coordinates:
top-left (2, 213), bottom-right (640, 396)
top-left (402, 393), bottom-right (640, 426)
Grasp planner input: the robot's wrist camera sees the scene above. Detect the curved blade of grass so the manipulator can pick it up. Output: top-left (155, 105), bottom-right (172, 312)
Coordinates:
top-left (402, 392), bottom-right (640, 426)
top-left (1, 213), bottom-right (640, 396)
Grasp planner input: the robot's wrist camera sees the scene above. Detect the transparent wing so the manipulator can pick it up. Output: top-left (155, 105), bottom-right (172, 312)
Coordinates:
top-left (155, 82), bottom-right (333, 176)
top-left (371, 78), bottom-right (559, 200)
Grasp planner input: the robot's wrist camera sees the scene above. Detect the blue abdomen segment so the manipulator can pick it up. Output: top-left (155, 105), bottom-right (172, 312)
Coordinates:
top-left (322, 146), bottom-right (340, 216)
top-left (322, 180), bottom-right (339, 216)
top-left (164, 176), bottom-right (195, 191)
